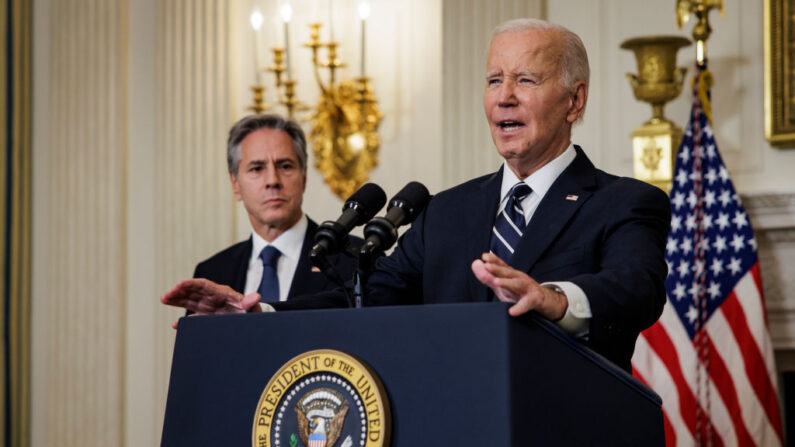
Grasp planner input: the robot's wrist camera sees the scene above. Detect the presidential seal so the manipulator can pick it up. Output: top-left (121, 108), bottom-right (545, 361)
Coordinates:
top-left (253, 349), bottom-right (391, 447)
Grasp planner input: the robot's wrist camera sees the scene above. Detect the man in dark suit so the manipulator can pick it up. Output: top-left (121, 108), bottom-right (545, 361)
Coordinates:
top-left (191, 114), bottom-right (357, 306)
top-left (164, 19), bottom-right (669, 371)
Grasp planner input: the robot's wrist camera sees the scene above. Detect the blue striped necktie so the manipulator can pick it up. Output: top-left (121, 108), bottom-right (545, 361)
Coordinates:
top-left (257, 245), bottom-right (281, 302)
top-left (490, 182), bottom-right (532, 262)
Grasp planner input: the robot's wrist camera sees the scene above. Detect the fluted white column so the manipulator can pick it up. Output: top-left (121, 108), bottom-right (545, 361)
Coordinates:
top-left (150, 0), bottom-right (236, 443)
top-left (32, 0), bottom-right (127, 445)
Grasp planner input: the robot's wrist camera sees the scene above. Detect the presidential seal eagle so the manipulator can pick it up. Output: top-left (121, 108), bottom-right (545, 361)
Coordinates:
top-left (295, 388), bottom-right (349, 447)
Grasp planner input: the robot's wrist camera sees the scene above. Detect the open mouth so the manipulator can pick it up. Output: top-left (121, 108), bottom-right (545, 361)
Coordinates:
top-left (497, 120), bottom-right (525, 131)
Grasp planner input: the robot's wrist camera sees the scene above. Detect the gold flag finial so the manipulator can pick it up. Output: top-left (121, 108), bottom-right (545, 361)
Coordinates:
top-left (675, 0), bottom-right (724, 65)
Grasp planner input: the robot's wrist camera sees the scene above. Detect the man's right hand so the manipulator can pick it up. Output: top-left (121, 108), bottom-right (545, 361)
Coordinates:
top-left (161, 278), bottom-right (263, 328)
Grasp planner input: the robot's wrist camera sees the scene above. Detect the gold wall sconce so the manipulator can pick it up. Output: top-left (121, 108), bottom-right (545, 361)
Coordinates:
top-left (249, 2), bottom-right (383, 200)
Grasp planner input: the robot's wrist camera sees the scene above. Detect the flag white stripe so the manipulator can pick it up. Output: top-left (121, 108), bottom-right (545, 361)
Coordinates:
top-left (704, 366), bottom-right (738, 447)
top-left (707, 307), bottom-right (781, 446)
top-left (634, 334), bottom-right (694, 446)
top-left (733, 271), bottom-right (779, 385)
top-left (658, 301), bottom-right (698, 391)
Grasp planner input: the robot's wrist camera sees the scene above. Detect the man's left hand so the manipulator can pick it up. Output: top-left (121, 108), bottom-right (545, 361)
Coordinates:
top-left (471, 252), bottom-right (568, 320)
top-left (161, 278), bottom-right (263, 328)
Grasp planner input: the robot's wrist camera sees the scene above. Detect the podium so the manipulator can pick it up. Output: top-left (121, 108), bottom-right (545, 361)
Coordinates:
top-left (161, 302), bottom-right (664, 446)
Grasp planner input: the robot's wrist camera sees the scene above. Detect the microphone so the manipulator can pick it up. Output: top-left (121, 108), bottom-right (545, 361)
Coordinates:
top-left (360, 182), bottom-right (431, 259)
top-left (311, 183), bottom-right (387, 261)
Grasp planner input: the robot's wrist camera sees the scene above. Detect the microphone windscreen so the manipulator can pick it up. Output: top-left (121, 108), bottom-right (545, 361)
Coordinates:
top-left (347, 183), bottom-right (387, 220)
top-left (391, 181), bottom-right (430, 222)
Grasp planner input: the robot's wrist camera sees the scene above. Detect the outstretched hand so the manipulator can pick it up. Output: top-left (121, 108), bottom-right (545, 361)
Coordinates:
top-left (471, 252), bottom-right (567, 320)
top-left (161, 278), bottom-right (263, 329)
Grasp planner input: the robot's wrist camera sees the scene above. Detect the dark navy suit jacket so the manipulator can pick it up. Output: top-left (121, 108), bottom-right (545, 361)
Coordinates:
top-left (193, 218), bottom-right (359, 299)
top-left (275, 148), bottom-right (671, 371)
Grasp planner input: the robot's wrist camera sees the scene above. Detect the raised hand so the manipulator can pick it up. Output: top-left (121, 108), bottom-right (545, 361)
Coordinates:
top-left (471, 252), bottom-right (567, 320)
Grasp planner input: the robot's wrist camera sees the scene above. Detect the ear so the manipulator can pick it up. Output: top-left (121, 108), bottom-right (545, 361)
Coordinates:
top-left (566, 81), bottom-right (588, 123)
top-left (229, 171), bottom-right (242, 201)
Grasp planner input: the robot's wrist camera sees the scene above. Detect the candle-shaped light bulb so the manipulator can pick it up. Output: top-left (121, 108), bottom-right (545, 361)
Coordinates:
top-left (250, 9), bottom-right (264, 30)
top-left (329, 0), bottom-right (335, 41)
top-left (280, 3), bottom-right (293, 23)
top-left (358, 1), bottom-right (370, 77)
top-left (281, 3), bottom-right (293, 79)
top-left (358, 1), bottom-right (371, 20)
top-left (251, 9), bottom-right (264, 84)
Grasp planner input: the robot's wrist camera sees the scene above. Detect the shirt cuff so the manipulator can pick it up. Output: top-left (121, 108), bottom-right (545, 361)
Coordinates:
top-left (260, 303), bottom-right (277, 312)
top-left (542, 281), bottom-right (591, 338)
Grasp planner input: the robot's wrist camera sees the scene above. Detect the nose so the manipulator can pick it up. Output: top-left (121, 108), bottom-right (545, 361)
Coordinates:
top-left (498, 80), bottom-right (517, 107)
top-left (264, 164), bottom-right (281, 188)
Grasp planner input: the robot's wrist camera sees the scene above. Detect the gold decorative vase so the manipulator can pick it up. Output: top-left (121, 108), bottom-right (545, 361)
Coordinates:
top-left (621, 35), bottom-right (691, 192)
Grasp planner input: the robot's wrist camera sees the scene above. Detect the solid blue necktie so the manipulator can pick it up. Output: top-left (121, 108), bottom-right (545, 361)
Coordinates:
top-left (257, 245), bottom-right (281, 302)
top-left (490, 182), bottom-right (532, 262)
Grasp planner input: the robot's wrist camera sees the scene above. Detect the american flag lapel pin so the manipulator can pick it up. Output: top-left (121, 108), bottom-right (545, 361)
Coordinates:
top-left (565, 194), bottom-right (579, 201)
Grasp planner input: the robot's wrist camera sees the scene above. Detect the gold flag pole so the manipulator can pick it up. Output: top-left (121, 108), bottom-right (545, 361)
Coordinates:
top-left (676, 0), bottom-right (725, 67)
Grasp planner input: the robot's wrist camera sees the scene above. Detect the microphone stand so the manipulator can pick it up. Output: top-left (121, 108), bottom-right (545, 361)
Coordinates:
top-left (310, 245), bottom-right (356, 307)
top-left (353, 269), bottom-right (367, 308)
top-left (354, 239), bottom-right (380, 308)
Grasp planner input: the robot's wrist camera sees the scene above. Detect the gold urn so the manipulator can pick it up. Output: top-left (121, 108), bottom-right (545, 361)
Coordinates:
top-left (621, 35), bottom-right (691, 193)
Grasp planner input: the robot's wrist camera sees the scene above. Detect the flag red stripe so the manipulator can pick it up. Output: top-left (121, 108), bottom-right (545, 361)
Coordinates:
top-left (642, 323), bottom-right (698, 437)
top-left (633, 367), bottom-right (677, 447)
top-left (662, 410), bottom-right (676, 447)
top-left (705, 334), bottom-right (756, 446)
top-left (722, 291), bottom-right (784, 442)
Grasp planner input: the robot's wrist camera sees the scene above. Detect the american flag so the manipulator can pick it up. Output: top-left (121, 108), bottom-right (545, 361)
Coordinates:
top-left (631, 67), bottom-right (784, 446)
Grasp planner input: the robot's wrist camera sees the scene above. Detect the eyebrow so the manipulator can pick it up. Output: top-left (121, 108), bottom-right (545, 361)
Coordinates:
top-left (485, 70), bottom-right (541, 80)
top-left (246, 158), bottom-right (296, 166)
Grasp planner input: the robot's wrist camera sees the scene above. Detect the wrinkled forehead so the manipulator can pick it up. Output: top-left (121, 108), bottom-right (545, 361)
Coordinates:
top-left (486, 29), bottom-right (564, 72)
top-left (240, 128), bottom-right (299, 160)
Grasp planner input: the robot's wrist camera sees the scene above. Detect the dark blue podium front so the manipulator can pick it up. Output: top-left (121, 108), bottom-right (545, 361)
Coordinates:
top-left (161, 302), bottom-right (663, 446)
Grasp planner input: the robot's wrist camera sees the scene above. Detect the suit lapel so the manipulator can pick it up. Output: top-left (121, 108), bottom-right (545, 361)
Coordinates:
top-left (232, 238), bottom-right (253, 293)
top-left (511, 146), bottom-right (597, 273)
top-left (467, 169), bottom-right (503, 302)
top-left (287, 218), bottom-right (324, 298)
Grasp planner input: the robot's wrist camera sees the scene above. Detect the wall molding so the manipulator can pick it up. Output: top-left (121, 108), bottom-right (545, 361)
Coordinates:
top-left (742, 191), bottom-right (795, 349)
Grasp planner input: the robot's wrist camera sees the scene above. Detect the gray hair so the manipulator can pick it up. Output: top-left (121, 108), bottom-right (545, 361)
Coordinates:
top-left (226, 114), bottom-right (308, 177)
top-left (491, 18), bottom-right (590, 91)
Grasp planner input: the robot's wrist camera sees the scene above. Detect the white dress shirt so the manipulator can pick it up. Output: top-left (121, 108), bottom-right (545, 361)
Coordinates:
top-left (244, 214), bottom-right (308, 302)
top-left (498, 144), bottom-right (592, 337)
